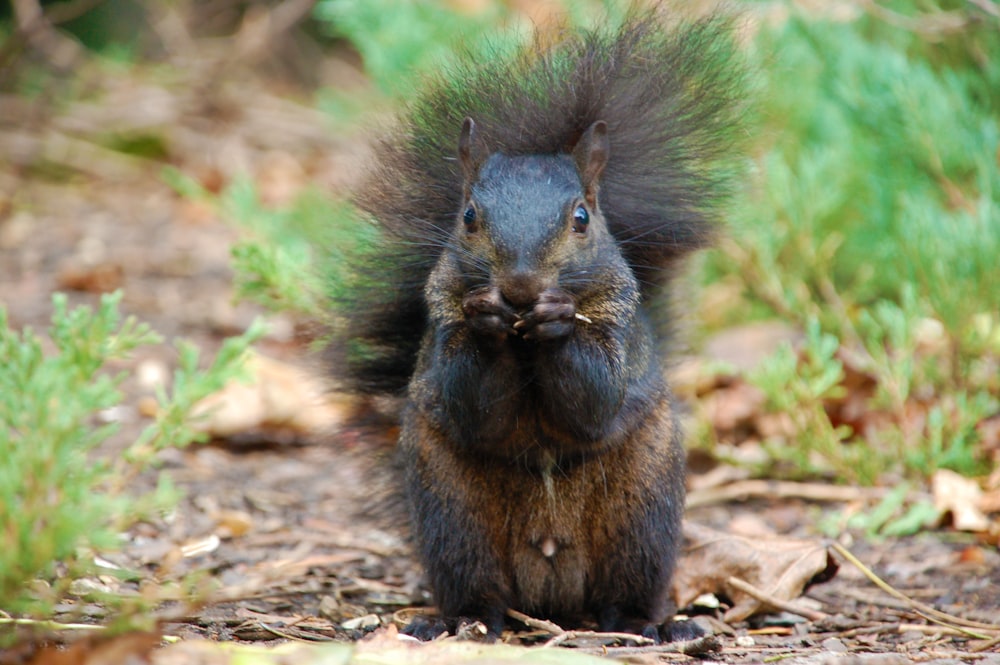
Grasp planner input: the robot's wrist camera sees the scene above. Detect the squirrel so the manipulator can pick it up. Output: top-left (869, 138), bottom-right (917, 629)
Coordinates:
top-left (330, 6), bottom-right (748, 642)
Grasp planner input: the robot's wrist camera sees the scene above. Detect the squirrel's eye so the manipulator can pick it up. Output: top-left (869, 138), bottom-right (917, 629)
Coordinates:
top-left (463, 206), bottom-right (477, 229)
top-left (572, 205), bottom-right (589, 233)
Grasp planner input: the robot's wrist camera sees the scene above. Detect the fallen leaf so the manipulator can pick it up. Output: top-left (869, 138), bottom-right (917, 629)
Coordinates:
top-left (701, 380), bottom-right (767, 433)
top-left (57, 262), bottom-right (125, 294)
top-left (180, 534), bottom-right (221, 558)
top-left (187, 351), bottom-right (350, 439)
top-left (980, 488), bottom-right (1000, 514)
top-left (977, 413), bottom-right (1000, 460)
top-left (674, 521), bottom-right (838, 622)
top-left (932, 469), bottom-right (990, 532)
top-left (214, 509), bottom-right (254, 539)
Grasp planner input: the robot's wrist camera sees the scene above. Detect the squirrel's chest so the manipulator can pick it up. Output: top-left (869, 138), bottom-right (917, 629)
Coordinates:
top-left (504, 464), bottom-right (593, 615)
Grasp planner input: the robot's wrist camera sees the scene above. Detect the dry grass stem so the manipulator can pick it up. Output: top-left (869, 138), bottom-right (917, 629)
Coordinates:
top-left (686, 480), bottom-right (887, 508)
top-left (833, 542), bottom-right (1000, 635)
top-left (726, 576), bottom-right (829, 622)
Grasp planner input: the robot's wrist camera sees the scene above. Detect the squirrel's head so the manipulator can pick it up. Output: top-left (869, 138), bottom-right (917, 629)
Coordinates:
top-left (454, 118), bottom-right (623, 309)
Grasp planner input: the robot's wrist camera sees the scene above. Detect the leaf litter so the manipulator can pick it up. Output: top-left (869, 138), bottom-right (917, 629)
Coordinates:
top-left (2, 5), bottom-right (999, 663)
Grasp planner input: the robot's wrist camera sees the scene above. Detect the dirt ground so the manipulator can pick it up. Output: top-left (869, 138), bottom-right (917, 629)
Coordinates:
top-left (2, 21), bottom-right (999, 664)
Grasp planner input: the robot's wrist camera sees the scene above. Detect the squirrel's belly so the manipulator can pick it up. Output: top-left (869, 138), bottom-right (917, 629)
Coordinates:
top-left (511, 536), bottom-right (588, 616)
top-left (506, 466), bottom-right (590, 616)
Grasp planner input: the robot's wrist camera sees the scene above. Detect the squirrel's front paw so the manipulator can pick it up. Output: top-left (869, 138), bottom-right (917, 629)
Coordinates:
top-left (462, 286), bottom-right (519, 337)
top-left (514, 289), bottom-right (577, 340)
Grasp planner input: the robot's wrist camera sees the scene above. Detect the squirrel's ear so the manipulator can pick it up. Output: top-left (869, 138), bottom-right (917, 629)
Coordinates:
top-left (458, 117), bottom-right (484, 189)
top-left (573, 121), bottom-right (609, 208)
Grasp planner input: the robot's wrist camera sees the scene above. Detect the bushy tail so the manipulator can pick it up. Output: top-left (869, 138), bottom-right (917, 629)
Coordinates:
top-left (330, 5), bottom-right (751, 396)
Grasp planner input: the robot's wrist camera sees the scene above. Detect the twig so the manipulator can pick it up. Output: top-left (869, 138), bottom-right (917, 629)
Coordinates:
top-left (686, 479), bottom-right (886, 508)
top-left (968, 0), bottom-right (1000, 18)
top-left (505, 608), bottom-right (655, 647)
top-left (860, 0), bottom-right (975, 36)
top-left (229, 0), bottom-right (318, 65)
top-left (922, 651), bottom-right (993, 661)
top-left (9, 0), bottom-right (87, 68)
top-left (832, 542), bottom-right (1000, 635)
top-left (898, 622), bottom-right (979, 637)
top-left (972, 635), bottom-right (1000, 652)
top-left (835, 622), bottom-right (902, 639)
top-left (257, 621), bottom-right (332, 643)
top-left (544, 629), bottom-right (655, 647)
top-left (726, 576), bottom-right (829, 622)
top-left (593, 634), bottom-right (721, 657)
top-left (506, 608), bottom-right (564, 635)
top-left (916, 611), bottom-right (997, 641)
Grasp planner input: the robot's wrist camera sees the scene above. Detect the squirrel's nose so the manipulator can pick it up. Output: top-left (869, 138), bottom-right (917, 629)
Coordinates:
top-left (500, 271), bottom-right (544, 309)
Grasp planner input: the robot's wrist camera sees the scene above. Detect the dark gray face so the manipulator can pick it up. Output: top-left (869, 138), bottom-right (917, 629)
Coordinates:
top-left (470, 152), bottom-right (585, 272)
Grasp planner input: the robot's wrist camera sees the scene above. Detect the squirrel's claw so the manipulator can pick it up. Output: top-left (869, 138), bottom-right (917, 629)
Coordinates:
top-left (516, 288), bottom-right (577, 340)
top-left (463, 286), bottom-right (519, 336)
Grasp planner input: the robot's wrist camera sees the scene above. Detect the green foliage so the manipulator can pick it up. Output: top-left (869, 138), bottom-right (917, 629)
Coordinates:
top-left (313, 0), bottom-right (632, 99)
top-left (748, 319), bottom-right (873, 483)
top-left (163, 168), bottom-right (371, 320)
top-left (819, 483), bottom-right (939, 538)
top-left (0, 293), bottom-right (156, 614)
top-left (125, 320), bottom-right (265, 469)
top-left (0, 292), bottom-right (260, 624)
top-left (224, 180), bottom-right (337, 318)
top-left (744, 2), bottom-right (1000, 326)
top-left (314, 0), bottom-right (519, 95)
top-left (701, 2), bottom-right (1000, 483)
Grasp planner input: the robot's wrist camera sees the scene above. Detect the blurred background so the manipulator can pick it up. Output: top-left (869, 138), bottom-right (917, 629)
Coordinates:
top-left (1, 0), bottom-right (999, 645)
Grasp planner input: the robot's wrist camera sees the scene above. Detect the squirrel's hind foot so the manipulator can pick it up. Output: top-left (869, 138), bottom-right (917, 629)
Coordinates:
top-left (402, 615), bottom-right (501, 642)
top-left (598, 605), bottom-right (705, 645)
top-left (659, 617), bottom-right (705, 642)
top-left (401, 615), bottom-right (449, 641)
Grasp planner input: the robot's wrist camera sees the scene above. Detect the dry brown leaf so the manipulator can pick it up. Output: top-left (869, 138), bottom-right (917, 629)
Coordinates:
top-left (256, 150), bottom-right (308, 207)
top-left (674, 521), bottom-right (837, 622)
top-left (980, 488), bottom-right (1000, 515)
top-left (932, 469), bottom-right (990, 532)
top-left (701, 380), bottom-right (766, 433)
top-left (702, 321), bottom-right (801, 374)
top-left (978, 413), bottom-right (1000, 459)
top-left (214, 509), bottom-right (255, 539)
top-left (670, 358), bottom-right (724, 399)
top-left (189, 351), bottom-right (350, 438)
top-left (57, 262), bottom-right (125, 294)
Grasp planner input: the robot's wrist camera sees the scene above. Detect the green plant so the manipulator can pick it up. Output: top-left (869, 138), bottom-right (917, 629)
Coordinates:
top-left (698, 2), bottom-right (999, 483)
top-left (819, 483), bottom-right (939, 538)
top-left (747, 319), bottom-right (883, 484)
top-left (314, 0), bottom-right (519, 95)
top-left (163, 168), bottom-right (372, 321)
top-left (0, 292), bottom-right (260, 628)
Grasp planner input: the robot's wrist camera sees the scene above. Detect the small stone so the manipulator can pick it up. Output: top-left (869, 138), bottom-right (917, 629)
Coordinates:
top-left (821, 637), bottom-right (849, 653)
top-left (318, 595), bottom-right (339, 619)
top-left (341, 614), bottom-right (381, 630)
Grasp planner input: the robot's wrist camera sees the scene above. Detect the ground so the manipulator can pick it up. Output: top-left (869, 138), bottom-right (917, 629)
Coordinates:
top-left (1, 26), bottom-right (999, 664)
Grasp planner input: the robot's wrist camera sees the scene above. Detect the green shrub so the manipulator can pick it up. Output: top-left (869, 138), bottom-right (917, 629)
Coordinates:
top-left (701, 2), bottom-right (1000, 482)
top-left (314, 0), bottom-right (518, 95)
top-left (0, 292), bottom-right (260, 627)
